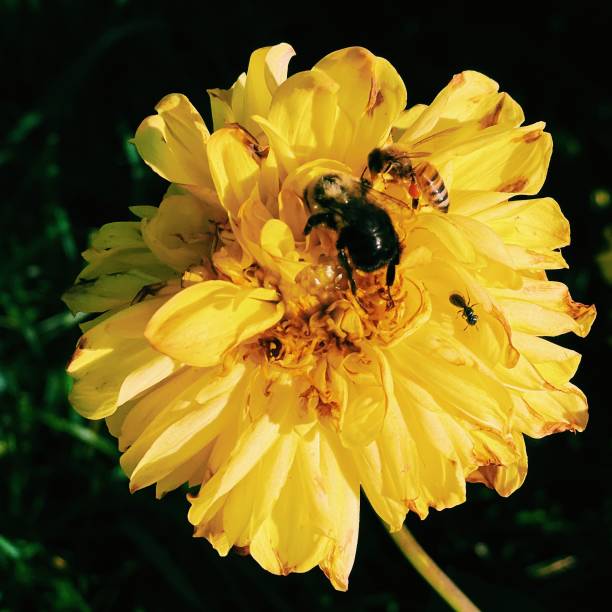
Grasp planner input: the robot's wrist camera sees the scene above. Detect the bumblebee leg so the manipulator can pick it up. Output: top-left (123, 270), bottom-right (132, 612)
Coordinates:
top-left (385, 250), bottom-right (400, 309)
top-left (336, 244), bottom-right (357, 294)
top-left (303, 212), bottom-right (338, 235)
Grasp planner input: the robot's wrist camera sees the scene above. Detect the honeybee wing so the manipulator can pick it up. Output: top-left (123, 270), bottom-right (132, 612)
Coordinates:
top-left (401, 150), bottom-right (430, 158)
top-left (405, 126), bottom-right (461, 149)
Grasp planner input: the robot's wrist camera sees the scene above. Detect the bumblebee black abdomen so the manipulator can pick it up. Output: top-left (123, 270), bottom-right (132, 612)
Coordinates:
top-left (339, 202), bottom-right (399, 269)
top-left (339, 223), bottom-right (398, 271)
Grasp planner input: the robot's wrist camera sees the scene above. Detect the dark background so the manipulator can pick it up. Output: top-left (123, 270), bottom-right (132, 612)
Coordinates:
top-left (1, 2), bottom-right (610, 610)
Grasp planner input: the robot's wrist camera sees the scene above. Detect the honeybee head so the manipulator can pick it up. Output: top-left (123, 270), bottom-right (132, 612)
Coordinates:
top-left (367, 148), bottom-right (385, 175)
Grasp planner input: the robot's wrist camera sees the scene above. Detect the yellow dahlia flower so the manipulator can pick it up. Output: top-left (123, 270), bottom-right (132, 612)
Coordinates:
top-left (64, 43), bottom-right (595, 590)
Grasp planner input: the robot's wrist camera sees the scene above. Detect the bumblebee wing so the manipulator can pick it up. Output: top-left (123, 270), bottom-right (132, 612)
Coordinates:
top-left (361, 182), bottom-right (410, 210)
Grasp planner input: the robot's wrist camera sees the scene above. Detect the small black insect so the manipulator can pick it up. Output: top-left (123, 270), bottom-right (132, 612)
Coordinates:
top-left (303, 172), bottom-right (402, 304)
top-left (449, 292), bottom-right (479, 329)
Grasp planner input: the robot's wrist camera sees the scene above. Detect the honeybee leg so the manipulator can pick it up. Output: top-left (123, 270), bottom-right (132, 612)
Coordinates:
top-left (336, 245), bottom-right (357, 294)
top-left (303, 212), bottom-right (338, 236)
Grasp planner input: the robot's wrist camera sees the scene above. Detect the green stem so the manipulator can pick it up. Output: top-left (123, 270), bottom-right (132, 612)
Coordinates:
top-left (387, 524), bottom-right (480, 612)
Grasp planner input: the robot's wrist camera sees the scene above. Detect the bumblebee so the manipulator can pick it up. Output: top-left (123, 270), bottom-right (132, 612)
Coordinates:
top-left (367, 144), bottom-right (450, 213)
top-left (303, 173), bottom-right (402, 301)
top-left (449, 292), bottom-right (479, 328)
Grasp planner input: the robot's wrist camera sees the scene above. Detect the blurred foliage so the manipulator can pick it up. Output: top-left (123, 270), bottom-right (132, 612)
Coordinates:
top-left (1, 2), bottom-right (610, 611)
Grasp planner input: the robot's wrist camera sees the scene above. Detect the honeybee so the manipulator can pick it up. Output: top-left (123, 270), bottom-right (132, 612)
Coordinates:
top-left (449, 293), bottom-right (479, 329)
top-left (303, 173), bottom-right (402, 303)
top-left (367, 144), bottom-right (450, 213)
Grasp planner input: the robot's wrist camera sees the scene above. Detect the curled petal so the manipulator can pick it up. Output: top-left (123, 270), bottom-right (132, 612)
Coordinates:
top-left (492, 278), bottom-right (596, 337)
top-left (67, 298), bottom-right (179, 419)
top-left (134, 93), bottom-right (212, 185)
top-left (122, 363), bottom-right (248, 493)
top-left (468, 431), bottom-right (527, 496)
top-left (207, 124), bottom-right (264, 218)
top-left (315, 46), bottom-right (407, 173)
top-left (263, 69), bottom-right (341, 173)
top-left (335, 346), bottom-right (389, 448)
top-left (142, 194), bottom-right (225, 272)
top-left (398, 71), bottom-right (524, 148)
top-left (145, 281), bottom-right (284, 367)
top-left (241, 43), bottom-right (296, 136)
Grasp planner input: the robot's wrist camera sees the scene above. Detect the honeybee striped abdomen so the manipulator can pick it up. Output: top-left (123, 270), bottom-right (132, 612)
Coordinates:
top-left (416, 162), bottom-right (450, 213)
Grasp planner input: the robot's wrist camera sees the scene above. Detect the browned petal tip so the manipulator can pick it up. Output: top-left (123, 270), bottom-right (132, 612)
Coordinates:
top-left (231, 545), bottom-right (250, 556)
top-left (366, 76), bottom-right (385, 116)
top-left (451, 72), bottom-right (466, 86)
top-left (498, 178), bottom-right (529, 193)
top-left (66, 336), bottom-right (87, 370)
top-left (224, 122), bottom-right (269, 161)
top-left (480, 97), bottom-right (505, 128)
top-left (515, 129), bottom-right (543, 144)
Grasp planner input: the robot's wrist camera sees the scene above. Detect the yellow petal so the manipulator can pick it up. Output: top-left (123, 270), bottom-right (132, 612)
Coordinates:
top-left (391, 372), bottom-right (476, 518)
top-left (67, 298), bottom-right (179, 419)
top-left (336, 347), bottom-right (389, 448)
top-left (123, 363), bottom-right (247, 492)
top-left (264, 69), bottom-right (341, 171)
top-left (476, 197), bottom-right (570, 250)
top-left (188, 389), bottom-right (295, 525)
top-left (155, 444), bottom-right (212, 499)
top-left (145, 281), bottom-right (284, 368)
top-left (389, 340), bottom-right (513, 433)
top-left (260, 218), bottom-right (305, 283)
top-left (411, 213), bottom-right (477, 265)
top-left (62, 268), bottom-right (173, 314)
top-left (449, 123), bottom-right (552, 195)
top-left (468, 431), bottom-right (527, 496)
top-left (315, 47), bottom-right (407, 173)
top-left (504, 245), bottom-right (568, 271)
top-left (62, 219), bottom-right (176, 313)
top-left (492, 278), bottom-right (596, 337)
top-left (207, 86), bottom-right (235, 132)
top-left (221, 432), bottom-right (298, 549)
top-left (206, 124), bottom-right (263, 218)
top-left (134, 93), bottom-right (212, 185)
top-left (117, 367), bottom-right (205, 451)
top-left (391, 104), bottom-right (427, 140)
top-left (249, 427), bottom-right (334, 577)
top-left (399, 71), bottom-right (523, 145)
top-left (142, 194), bottom-right (225, 272)
top-left (514, 384), bottom-right (589, 438)
top-left (512, 332), bottom-right (581, 387)
top-left (241, 43), bottom-right (295, 137)
top-left (318, 429), bottom-right (360, 591)
top-left (354, 386), bottom-right (420, 530)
